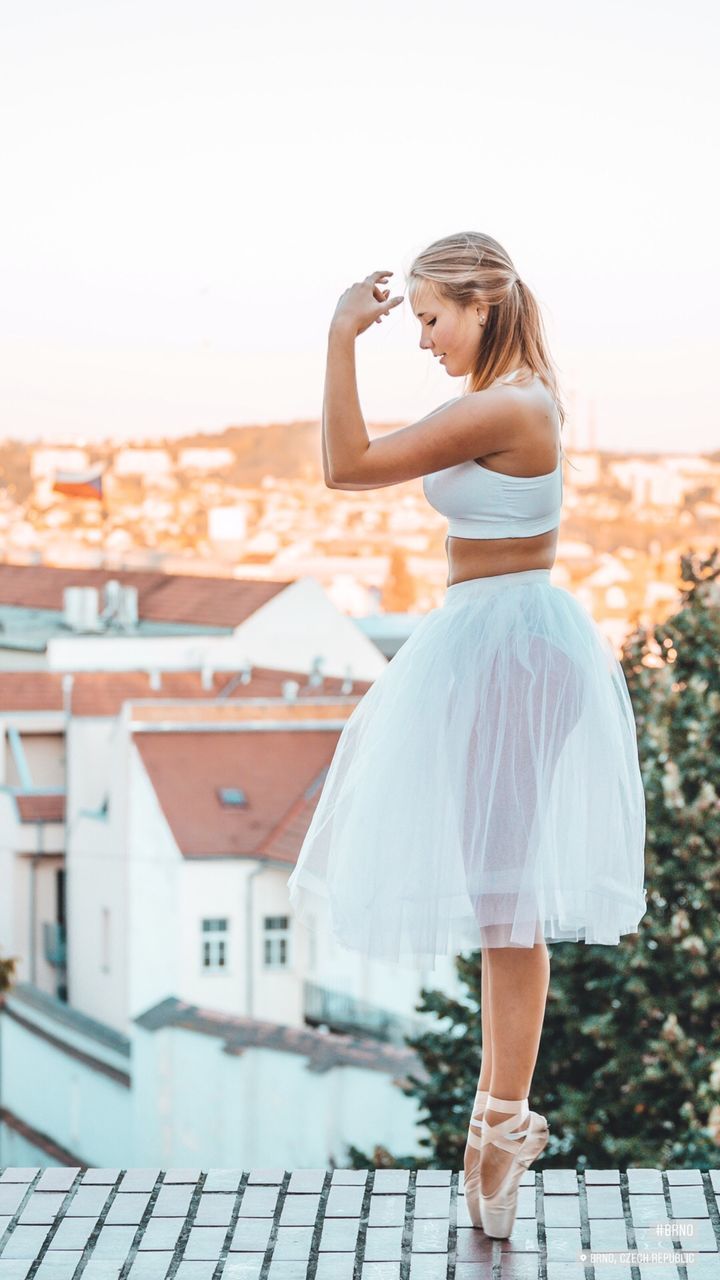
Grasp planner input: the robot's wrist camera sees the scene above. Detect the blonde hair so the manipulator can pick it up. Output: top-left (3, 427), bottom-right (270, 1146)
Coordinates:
top-left (405, 231), bottom-right (570, 463)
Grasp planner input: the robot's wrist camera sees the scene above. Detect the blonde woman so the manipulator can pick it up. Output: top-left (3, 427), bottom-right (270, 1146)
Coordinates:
top-left (288, 232), bottom-right (647, 1238)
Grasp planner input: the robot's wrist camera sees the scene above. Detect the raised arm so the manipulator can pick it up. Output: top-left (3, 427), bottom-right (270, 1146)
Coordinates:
top-left (324, 323), bottom-right (531, 490)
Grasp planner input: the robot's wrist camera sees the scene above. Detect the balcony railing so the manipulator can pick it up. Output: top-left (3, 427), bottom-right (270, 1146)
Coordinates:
top-left (303, 979), bottom-right (424, 1047)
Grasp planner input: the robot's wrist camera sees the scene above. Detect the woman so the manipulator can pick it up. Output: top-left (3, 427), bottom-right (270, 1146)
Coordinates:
top-left (287, 231), bottom-right (647, 1238)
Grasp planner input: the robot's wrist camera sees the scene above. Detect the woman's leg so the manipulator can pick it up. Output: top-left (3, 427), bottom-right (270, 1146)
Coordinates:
top-left (479, 948), bottom-right (493, 1090)
top-left (464, 949), bottom-right (493, 1186)
top-left (480, 940), bottom-right (550, 1196)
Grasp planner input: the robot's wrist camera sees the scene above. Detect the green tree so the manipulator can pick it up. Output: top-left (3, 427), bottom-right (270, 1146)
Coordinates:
top-left (347, 549), bottom-right (720, 1170)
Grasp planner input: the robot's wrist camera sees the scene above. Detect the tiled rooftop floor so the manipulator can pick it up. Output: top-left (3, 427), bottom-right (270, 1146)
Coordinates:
top-left (1, 1166), bottom-right (720, 1278)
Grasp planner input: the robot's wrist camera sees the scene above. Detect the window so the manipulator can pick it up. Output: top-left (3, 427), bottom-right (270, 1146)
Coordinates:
top-left (263, 915), bottom-right (290, 968)
top-left (217, 787), bottom-right (247, 807)
top-left (201, 917), bottom-right (229, 970)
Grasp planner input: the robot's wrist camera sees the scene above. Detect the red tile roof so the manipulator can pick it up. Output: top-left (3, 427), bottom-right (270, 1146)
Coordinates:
top-left (135, 996), bottom-right (423, 1078)
top-left (133, 725), bottom-right (344, 862)
top-left (15, 794), bottom-right (66, 824)
top-left (0, 667), bottom-right (370, 717)
top-left (0, 562), bottom-right (292, 627)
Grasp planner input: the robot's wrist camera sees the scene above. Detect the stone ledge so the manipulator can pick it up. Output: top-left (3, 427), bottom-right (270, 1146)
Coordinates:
top-left (0, 1167), bottom-right (719, 1277)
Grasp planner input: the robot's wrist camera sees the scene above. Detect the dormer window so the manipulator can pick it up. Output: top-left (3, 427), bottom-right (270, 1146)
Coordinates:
top-left (217, 787), bottom-right (247, 807)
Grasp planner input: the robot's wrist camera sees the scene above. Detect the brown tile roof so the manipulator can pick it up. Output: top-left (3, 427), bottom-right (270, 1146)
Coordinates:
top-left (15, 794), bottom-right (66, 824)
top-left (133, 725), bottom-right (344, 862)
top-left (0, 562), bottom-right (292, 627)
top-left (0, 667), bottom-right (370, 717)
top-left (134, 996), bottom-right (424, 1078)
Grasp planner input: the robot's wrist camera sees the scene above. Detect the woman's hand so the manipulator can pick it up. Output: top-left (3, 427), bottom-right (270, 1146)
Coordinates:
top-left (330, 270), bottom-right (404, 337)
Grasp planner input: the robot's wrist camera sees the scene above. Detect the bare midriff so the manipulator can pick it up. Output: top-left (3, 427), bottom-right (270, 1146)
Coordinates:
top-left (445, 523), bottom-right (559, 587)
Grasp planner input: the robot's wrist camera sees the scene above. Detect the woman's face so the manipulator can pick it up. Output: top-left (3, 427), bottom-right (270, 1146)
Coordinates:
top-left (410, 281), bottom-right (484, 376)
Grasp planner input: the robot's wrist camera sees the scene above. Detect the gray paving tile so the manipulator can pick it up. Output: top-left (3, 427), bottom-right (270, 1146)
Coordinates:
top-left (585, 1185), bottom-right (624, 1218)
top-left (220, 1258), bottom-right (265, 1279)
top-left (118, 1171), bottom-right (160, 1194)
top-left (409, 1218), bottom-right (449, 1252)
top-left (229, 1218), bottom-right (274, 1252)
top-left (34, 1172), bottom-right (79, 1194)
top-left (314, 1255), bottom-right (355, 1280)
top-left (33, 1253), bottom-right (83, 1278)
top-left (368, 1194), bottom-right (405, 1227)
top-left (325, 1185), bottom-right (365, 1217)
top-left (79, 1264), bottom-right (123, 1279)
top-left (80, 1170), bottom-right (120, 1185)
top-left (246, 1169), bottom-right (284, 1185)
top-left (271, 1224), bottom-right (315, 1260)
top-left (627, 1193), bottom-right (670, 1225)
top-left (202, 1170), bottom-right (243, 1193)
top-left (126, 1253), bottom-right (174, 1278)
top-left (78, 1265), bottom-right (123, 1280)
top-left (588, 1217), bottom-right (629, 1249)
top-left (543, 1194), bottom-right (581, 1228)
top-left (192, 1192), bottom-right (236, 1226)
top-left (182, 1225), bottom-right (228, 1260)
top-left (237, 1186), bottom-right (279, 1217)
top-left (90, 1225), bottom-right (137, 1260)
top-left (174, 1264), bottom-right (217, 1280)
top-left (103, 1193), bottom-right (151, 1226)
top-left (667, 1184), bottom-right (710, 1217)
top-left (544, 1227), bottom-right (582, 1260)
top-left (16, 1194), bottom-right (65, 1226)
top-left (0, 1189), bottom-right (26, 1217)
top-left (64, 1186), bottom-right (111, 1217)
top-left (408, 1256), bottom-right (449, 1280)
top-left (363, 1226), bottom-right (404, 1262)
top-left (286, 1170), bottom-right (325, 1193)
top-left (627, 1168), bottom-right (663, 1193)
top-left (372, 1171), bottom-right (409, 1194)
top-left (0, 1263), bottom-right (34, 1280)
top-left (414, 1187), bottom-right (450, 1218)
top-left (318, 1217), bottom-right (360, 1251)
top-left (151, 1185), bottom-right (194, 1217)
top-left (277, 1194), bottom-right (320, 1227)
top-left (584, 1169), bottom-right (620, 1184)
top-left (0, 1225), bottom-right (51, 1258)
top-left (47, 1218), bottom-right (95, 1250)
top-left (136, 1216), bottom-right (183, 1251)
top-left (543, 1170), bottom-right (578, 1194)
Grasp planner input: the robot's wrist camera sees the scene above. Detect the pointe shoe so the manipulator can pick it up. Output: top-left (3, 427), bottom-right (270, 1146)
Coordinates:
top-left (479, 1095), bottom-right (549, 1239)
top-left (463, 1085), bottom-right (488, 1229)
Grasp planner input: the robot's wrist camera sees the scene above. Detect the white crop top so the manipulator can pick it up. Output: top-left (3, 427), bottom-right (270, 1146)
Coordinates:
top-left (422, 371), bottom-right (563, 539)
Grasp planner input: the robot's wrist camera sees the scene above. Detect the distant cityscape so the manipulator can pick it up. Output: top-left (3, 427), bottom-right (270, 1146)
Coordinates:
top-left (1, 421), bottom-right (719, 653)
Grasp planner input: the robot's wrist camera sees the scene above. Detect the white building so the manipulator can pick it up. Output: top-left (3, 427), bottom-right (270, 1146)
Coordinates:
top-left (113, 449), bottom-right (172, 478)
top-left (0, 665), bottom-right (463, 1168)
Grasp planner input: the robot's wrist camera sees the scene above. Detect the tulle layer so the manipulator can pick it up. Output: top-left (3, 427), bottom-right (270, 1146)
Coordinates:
top-left (288, 568), bottom-right (647, 971)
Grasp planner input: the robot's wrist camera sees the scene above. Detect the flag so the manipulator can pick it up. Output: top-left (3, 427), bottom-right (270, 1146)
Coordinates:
top-left (52, 464), bottom-right (104, 501)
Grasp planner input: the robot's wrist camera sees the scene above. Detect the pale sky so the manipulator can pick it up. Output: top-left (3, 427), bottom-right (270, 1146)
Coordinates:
top-left (1, 0), bottom-right (718, 451)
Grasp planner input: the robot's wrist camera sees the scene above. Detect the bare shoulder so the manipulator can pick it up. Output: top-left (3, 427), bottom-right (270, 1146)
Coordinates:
top-left (478, 374), bottom-right (560, 469)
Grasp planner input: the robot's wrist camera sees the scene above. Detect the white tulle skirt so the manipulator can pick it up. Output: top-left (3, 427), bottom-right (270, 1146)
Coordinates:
top-left (288, 567), bottom-right (647, 972)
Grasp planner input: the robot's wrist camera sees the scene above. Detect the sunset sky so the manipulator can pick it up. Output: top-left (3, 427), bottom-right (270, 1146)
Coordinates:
top-left (1, 0), bottom-right (717, 452)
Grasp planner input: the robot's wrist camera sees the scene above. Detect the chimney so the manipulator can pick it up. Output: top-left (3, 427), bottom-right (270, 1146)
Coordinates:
top-left (63, 587), bottom-right (101, 632)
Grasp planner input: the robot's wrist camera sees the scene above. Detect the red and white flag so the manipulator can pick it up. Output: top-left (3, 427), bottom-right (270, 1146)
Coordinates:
top-left (52, 464), bottom-right (104, 501)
